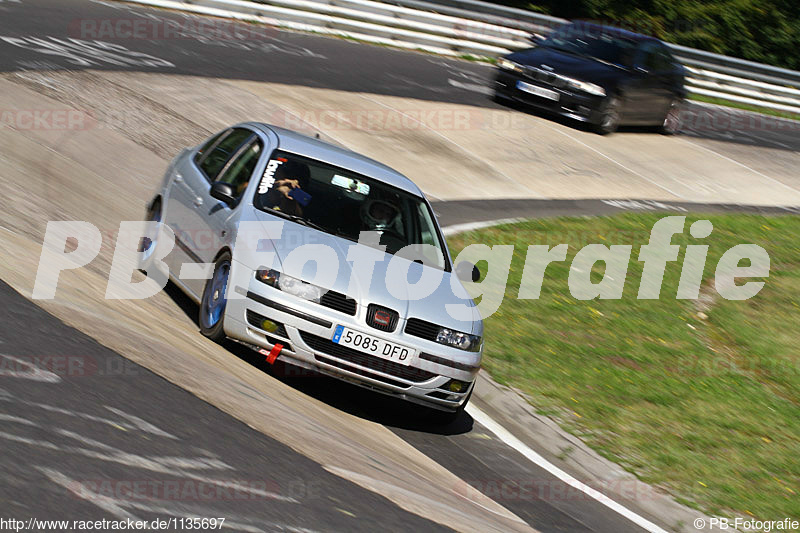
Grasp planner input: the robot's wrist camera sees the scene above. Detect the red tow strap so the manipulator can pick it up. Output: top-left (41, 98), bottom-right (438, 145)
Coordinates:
top-left (263, 343), bottom-right (283, 365)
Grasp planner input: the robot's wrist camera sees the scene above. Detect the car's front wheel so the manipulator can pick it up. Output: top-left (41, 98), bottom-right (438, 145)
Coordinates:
top-left (595, 95), bottom-right (622, 135)
top-left (199, 251), bottom-right (231, 342)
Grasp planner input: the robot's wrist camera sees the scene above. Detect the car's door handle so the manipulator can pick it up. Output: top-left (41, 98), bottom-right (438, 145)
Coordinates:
top-left (174, 173), bottom-right (183, 183)
top-left (193, 197), bottom-right (203, 207)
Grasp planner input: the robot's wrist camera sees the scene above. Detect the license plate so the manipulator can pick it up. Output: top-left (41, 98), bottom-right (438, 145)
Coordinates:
top-left (516, 80), bottom-right (559, 101)
top-left (332, 325), bottom-right (415, 366)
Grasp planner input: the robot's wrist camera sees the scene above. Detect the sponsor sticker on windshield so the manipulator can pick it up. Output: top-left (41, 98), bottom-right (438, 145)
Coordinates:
top-left (258, 158), bottom-right (285, 194)
top-left (331, 175), bottom-right (370, 195)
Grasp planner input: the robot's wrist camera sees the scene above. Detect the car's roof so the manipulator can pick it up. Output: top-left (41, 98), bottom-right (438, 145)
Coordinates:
top-left (245, 122), bottom-right (424, 197)
top-left (563, 21), bottom-right (661, 43)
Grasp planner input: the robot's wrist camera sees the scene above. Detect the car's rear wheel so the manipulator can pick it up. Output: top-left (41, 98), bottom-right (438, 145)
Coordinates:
top-left (199, 251), bottom-right (231, 342)
top-left (595, 95), bottom-right (621, 135)
top-left (658, 99), bottom-right (682, 135)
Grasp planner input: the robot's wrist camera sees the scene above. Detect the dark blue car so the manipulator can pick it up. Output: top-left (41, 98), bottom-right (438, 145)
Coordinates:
top-left (493, 22), bottom-right (687, 134)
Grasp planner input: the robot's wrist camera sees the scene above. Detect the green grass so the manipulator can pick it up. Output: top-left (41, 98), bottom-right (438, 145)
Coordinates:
top-left (447, 214), bottom-right (800, 519)
top-left (689, 94), bottom-right (800, 122)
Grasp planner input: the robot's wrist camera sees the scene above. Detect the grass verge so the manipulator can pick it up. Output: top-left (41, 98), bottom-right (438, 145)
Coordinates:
top-left (447, 213), bottom-right (800, 519)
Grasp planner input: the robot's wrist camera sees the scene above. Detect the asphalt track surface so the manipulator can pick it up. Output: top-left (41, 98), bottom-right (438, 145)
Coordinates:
top-left (1, 1), bottom-right (799, 532)
top-left (0, 280), bottom-right (450, 532)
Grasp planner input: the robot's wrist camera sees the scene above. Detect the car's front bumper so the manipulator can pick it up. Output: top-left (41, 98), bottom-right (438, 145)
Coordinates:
top-left (494, 68), bottom-right (606, 124)
top-left (224, 268), bottom-right (479, 412)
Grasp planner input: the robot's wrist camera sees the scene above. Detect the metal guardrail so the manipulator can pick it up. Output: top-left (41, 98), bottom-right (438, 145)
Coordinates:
top-left (129, 0), bottom-right (800, 114)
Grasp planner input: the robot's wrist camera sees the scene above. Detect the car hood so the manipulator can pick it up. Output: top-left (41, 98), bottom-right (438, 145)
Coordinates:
top-left (250, 210), bottom-right (481, 335)
top-left (508, 46), bottom-right (624, 86)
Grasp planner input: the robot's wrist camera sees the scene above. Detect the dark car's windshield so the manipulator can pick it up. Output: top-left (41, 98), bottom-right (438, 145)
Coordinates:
top-left (541, 26), bottom-right (638, 68)
top-left (253, 150), bottom-right (449, 270)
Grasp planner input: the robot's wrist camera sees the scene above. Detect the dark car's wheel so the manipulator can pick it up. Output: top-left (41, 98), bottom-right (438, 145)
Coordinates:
top-left (199, 251), bottom-right (231, 342)
top-left (658, 99), bottom-right (682, 135)
top-left (595, 95), bottom-right (622, 135)
top-left (492, 89), bottom-right (511, 105)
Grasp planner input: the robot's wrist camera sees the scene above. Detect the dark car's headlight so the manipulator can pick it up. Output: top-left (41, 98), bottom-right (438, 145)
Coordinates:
top-left (256, 268), bottom-right (324, 303)
top-left (435, 328), bottom-right (482, 352)
top-left (498, 58), bottom-right (523, 73)
top-left (565, 78), bottom-right (606, 96)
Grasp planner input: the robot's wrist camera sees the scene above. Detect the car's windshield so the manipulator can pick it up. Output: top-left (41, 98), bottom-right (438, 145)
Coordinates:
top-left (541, 26), bottom-right (637, 68)
top-left (253, 150), bottom-right (449, 270)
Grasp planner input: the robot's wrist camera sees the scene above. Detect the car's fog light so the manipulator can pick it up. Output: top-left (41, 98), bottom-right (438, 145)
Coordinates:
top-left (261, 319), bottom-right (279, 333)
top-left (447, 380), bottom-right (468, 393)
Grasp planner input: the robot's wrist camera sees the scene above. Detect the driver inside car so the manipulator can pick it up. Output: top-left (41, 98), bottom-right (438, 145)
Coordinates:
top-left (265, 160), bottom-right (311, 216)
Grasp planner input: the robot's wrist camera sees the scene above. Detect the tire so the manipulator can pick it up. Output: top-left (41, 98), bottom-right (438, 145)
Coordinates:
top-left (138, 198), bottom-right (162, 274)
top-left (595, 95), bottom-right (622, 135)
top-left (199, 251), bottom-right (232, 343)
top-left (492, 89), bottom-right (509, 105)
top-left (658, 99), bottom-right (682, 135)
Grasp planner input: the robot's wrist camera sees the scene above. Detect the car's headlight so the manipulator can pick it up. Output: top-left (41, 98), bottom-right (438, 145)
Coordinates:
top-left (498, 58), bottom-right (523, 72)
top-left (255, 268), bottom-right (324, 303)
top-left (435, 328), bottom-right (482, 352)
top-left (567, 79), bottom-right (606, 96)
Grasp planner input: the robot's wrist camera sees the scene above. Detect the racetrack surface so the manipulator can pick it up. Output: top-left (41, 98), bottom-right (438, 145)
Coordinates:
top-left (1, 1), bottom-right (799, 532)
top-left (0, 280), bottom-right (451, 532)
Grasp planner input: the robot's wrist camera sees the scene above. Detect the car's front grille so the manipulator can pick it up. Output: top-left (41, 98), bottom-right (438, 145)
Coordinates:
top-left (246, 310), bottom-right (288, 338)
top-left (320, 290), bottom-right (357, 316)
top-left (299, 332), bottom-right (437, 383)
top-left (366, 304), bottom-right (399, 332)
top-left (523, 66), bottom-right (567, 88)
top-left (404, 318), bottom-right (439, 342)
top-left (314, 354), bottom-right (408, 389)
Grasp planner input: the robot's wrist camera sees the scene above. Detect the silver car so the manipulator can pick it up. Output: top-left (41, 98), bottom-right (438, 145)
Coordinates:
top-left (142, 122), bottom-right (482, 418)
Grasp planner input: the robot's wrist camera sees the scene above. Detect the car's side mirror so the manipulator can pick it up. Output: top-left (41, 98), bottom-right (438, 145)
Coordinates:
top-left (210, 182), bottom-right (236, 206)
top-left (456, 261), bottom-right (480, 283)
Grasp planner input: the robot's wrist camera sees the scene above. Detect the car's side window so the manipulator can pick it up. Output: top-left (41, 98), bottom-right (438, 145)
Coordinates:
top-left (640, 43), bottom-right (659, 71)
top-left (197, 128), bottom-right (254, 182)
top-left (194, 129), bottom-right (229, 165)
top-left (216, 137), bottom-right (263, 201)
top-left (655, 45), bottom-right (676, 72)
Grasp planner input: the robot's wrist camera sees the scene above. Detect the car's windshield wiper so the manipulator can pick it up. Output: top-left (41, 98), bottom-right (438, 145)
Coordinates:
top-left (268, 209), bottom-right (329, 233)
top-left (286, 214), bottom-right (328, 233)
